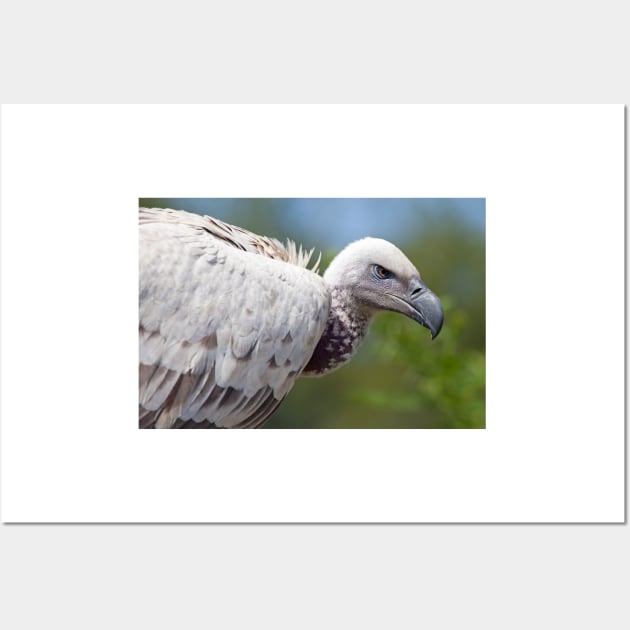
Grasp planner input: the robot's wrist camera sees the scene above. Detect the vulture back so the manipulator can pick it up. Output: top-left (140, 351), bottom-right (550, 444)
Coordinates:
top-left (139, 208), bottom-right (330, 428)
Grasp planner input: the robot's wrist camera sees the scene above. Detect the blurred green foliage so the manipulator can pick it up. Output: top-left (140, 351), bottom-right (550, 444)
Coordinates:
top-left (140, 198), bottom-right (485, 429)
top-left (362, 297), bottom-right (485, 428)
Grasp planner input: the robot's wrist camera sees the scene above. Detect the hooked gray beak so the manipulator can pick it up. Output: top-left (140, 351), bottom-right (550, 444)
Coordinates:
top-left (407, 276), bottom-right (444, 339)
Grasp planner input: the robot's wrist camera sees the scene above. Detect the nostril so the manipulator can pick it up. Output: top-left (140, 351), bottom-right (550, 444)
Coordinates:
top-left (410, 284), bottom-right (424, 299)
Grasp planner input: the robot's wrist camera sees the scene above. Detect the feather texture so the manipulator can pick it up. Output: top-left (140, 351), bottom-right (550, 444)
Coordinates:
top-left (139, 208), bottom-right (330, 428)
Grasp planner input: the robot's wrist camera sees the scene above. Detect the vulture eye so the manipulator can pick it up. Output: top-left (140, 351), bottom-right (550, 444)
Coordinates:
top-left (372, 265), bottom-right (393, 280)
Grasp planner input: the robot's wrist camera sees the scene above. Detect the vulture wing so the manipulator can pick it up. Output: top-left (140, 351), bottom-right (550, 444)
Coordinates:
top-left (139, 208), bottom-right (330, 428)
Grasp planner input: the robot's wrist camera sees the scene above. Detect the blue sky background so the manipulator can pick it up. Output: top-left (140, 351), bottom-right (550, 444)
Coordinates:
top-left (141, 198), bottom-right (485, 251)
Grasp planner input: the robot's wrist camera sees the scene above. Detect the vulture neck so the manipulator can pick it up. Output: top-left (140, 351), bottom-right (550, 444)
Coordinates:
top-left (302, 287), bottom-right (372, 376)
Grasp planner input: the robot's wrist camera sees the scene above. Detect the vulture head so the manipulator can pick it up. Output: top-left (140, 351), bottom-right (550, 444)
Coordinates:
top-left (303, 237), bottom-right (444, 376)
top-left (323, 237), bottom-right (444, 339)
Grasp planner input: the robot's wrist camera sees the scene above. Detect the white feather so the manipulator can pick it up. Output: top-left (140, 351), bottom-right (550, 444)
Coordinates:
top-left (139, 208), bottom-right (330, 428)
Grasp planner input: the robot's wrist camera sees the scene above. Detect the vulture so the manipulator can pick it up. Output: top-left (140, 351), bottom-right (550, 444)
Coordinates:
top-left (139, 207), bottom-right (444, 429)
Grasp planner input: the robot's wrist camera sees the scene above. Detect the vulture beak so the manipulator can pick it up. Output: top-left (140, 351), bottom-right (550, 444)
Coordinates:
top-left (405, 276), bottom-right (444, 340)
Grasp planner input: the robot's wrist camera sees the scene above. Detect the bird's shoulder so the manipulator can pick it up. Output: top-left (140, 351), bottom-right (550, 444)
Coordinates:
top-left (139, 207), bottom-right (319, 270)
top-left (139, 208), bottom-right (331, 428)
